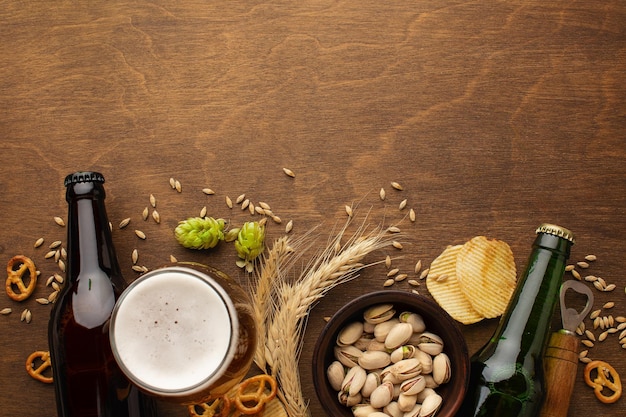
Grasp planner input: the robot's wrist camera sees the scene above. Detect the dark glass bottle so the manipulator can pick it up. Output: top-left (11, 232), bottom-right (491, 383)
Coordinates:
top-left (48, 171), bottom-right (157, 417)
top-left (458, 224), bottom-right (575, 417)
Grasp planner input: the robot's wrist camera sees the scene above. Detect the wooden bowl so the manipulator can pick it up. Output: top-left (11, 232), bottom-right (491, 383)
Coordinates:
top-left (312, 290), bottom-right (470, 416)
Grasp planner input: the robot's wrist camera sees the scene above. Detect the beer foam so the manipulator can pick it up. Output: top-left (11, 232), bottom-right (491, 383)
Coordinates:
top-left (110, 267), bottom-right (237, 394)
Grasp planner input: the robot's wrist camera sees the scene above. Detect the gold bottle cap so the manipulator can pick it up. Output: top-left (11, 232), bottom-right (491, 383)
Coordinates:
top-left (536, 223), bottom-right (575, 244)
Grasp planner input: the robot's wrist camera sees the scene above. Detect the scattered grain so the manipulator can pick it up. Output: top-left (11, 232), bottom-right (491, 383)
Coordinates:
top-left (385, 255), bottom-right (392, 269)
top-left (241, 199), bottom-right (250, 210)
top-left (21, 308), bottom-right (32, 323)
top-left (236, 194), bottom-right (246, 204)
top-left (585, 330), bottom-right (596, 341)
top-left (579, 350), bottom-right (589, 359)
top-left (175, 180), bottom-right (182, 193)
top-left (152, 210), bottom-right (161, 224)
top-left (34, 238), bottom-right (44, 248)
top-left (48, 291), bottom-right (58, 303)
top-left (408, 279), bottom-right (420, 287)
top-left (36, 298), bottom-right (50, 305)
top-left (387, 226), bottom-right (401, 233)
top-left (345, 205), bottom-right (353, 217)
top-left (565, 264), bottom-right (575, 272)
top-left (202, 188), bottom-right (215, 195)
top-left (200, 206), bottom-right (207, 218)
top-left (409, 208), bottom-right (416, 222)
top-left (571, 269), bottom-right (581, 280)
top-left (54, 250), bottom-right (61, 262)
top-left (604, 283), bottom-right (616, 292)
top-left (285, 220), bottom-right (293, 234)
top-left (391, 181), bottom-right (403, 191)
top-left (590, 309), bottom-right (602, 320)
top-left (282, 167), bottom-right (296, 178)
top-left (149, 194), bottom-right (156, 208)
top-left (54, 273), bottom-right (63, 284)
top-left (419, 268), bottom-right (429, 280)
top-left (272, 215), bottom-right (282, 224)
top-left (379, 188), bottom-right (386, 201)
top-left (411, 289), bottom-right (420, 295)
top-left (579, 357), bottom-right (592, 364)
top-left (581, 339), bottom-right (594, 348)
top-left (248, 202), bottom-right (255, 215)
top-left (142, 207), bottom-right (149, 221)
top-left (593, 280), bottom-right (604, 291)
top-left (226, 196), bottom-right (233, 208)
top-left (414, 260), bottom-right (422, 275)
top-left (0, 308), bottom-right (11, 315)
top-left (45, 250), bottom-right (56, 259)
top-left (398, 199), bottom-right (407, 210)
top-left (135, 230), bottom-right (146, 240)
top-left (383, 279), bottom-right (395, 287)
top-left (392, 241), bottom-right (403, 250)
top-left (395, 273), bottom-right (408, 282)
top-left (132, 249), bottom-right (138, 264)
top-left (604, 301), bottom-right (615, 309)
top-left (169, 178), bottom-right (176, 189)
top-left (585, 254), bottom-right (597, 262)
top-left (598, 331), bottom-right (609, 342)
top-left (616, 316), bottom-right (626, 323)
top-left (387, 268), bottom-right (399, 277)
top-left (259, 202), bottom-right (271, 210)
top-left (119, 218), bottom-right (131, 229)
top-left (46, 276), bottom-right (55, 286)
top-left (170, 255), bottom-right (178, 263)
top-left (584, 275), bottom-right (598, 282)
top-left (54, 217), bottom-right (65, 227)
top-left (577, 261), bottom-right (590, 269)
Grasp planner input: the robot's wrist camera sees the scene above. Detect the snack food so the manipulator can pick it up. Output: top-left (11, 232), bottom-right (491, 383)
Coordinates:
top-left (6, 255), bottom-right (37, 301)
top-left (26, 350), bottom-right (53, 384)
top-left (233, 374), bottom-right (277, 415)
top-left (426, 245), bottom-right (483, 325)
top-left (456, 236), bottom-right (516, 318)
top-left (188, 395), bottom-right (231, 417)
top-left (584, 360), bottom-right (622, 404)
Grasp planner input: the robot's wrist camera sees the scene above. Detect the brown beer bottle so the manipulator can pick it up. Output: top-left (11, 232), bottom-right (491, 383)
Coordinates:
top-left (48, 172), bottom-right (157, 417)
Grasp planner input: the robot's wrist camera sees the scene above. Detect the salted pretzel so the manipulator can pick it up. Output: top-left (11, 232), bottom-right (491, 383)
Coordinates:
top-left (187, 395), bottom-right (231, 417)
top-left (584, 360), bottom-right (622, 404)
top-left (233, 374), bottom-right (277, 415)
top-left (6, 255), bottom-right (37, 301)
top-left (26, 351), bottom-right (53, 384)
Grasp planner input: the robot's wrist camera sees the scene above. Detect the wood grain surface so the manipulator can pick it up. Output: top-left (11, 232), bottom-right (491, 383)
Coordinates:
top-left (1, 1), bottom-right (625, 416)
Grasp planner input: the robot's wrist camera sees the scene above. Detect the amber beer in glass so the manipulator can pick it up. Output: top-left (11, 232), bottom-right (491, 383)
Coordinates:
top-left (109, 263), bottom-right (257, 404)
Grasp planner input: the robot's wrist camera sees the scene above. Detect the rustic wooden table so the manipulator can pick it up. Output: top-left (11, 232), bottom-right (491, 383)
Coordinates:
top-left (1, 1), bottom-right (625, 416)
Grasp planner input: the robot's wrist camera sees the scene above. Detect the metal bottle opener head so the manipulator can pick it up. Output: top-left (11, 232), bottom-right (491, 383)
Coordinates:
top-left (560, 280), bottom-right (594, 333)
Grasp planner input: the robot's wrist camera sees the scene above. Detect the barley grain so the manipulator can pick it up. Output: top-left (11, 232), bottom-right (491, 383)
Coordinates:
top-left (577, 261), bottom-right (590, 269)
top-left (135, 230), bottom-right (146, 240)
top-left (345, 205), bottom-right (353, 217)
top-left (379, 188), bottom-right (386, 200)
top-left (598, 331), bottom-right (608, 342)
top-left (142, 207), bottom-right (149, 220)
top-left (593, 316), bottom-right (601, 329)
top-left (54, 250), bottom-right (61, 262)
top-left (152, 210), bottom-right (160, 224)
top-left (149, 194), bottom-right (156, 208)
top-left (0, 308), bottom-right (11, 315)
top-left (132, 249), bottom-right (138, 264)
top-left (571, 269), bottom-right (581, 280)
top-left (565, 265), bottom-right (575, 272)
top-left (248, 203), bottom-right (255, 215)
top-left (419, 268), bottom-right (429, 280)
top-left (36, 298), bottom-right (49, 305)
top-left (580, 357), bottom-right (592, 363)
top-left (585, 254), bottom-right (597, 262)
top-left (394, 273), bottom-right (408, 282)
top-left (170, 255), bottom-right (178, 263)
top-left (45, 251), bottom-right (56, 259)
top-left (619, 329), bottom-right (626, 340)
top-left (175, 180), bottom-right (182, 193)
top-left (391, 181), bottom-right (403, 190)
top-left (584, 275), bottom-right (598, 282)
top-left (34, 238), bottom-right (44, 248)
top-left (169, 178), bottom-right (176, 189)
top-left (285, 220), bottom-right (293, 234)
top-left (392, 241), bottom-right (403, 250)
top-left (54, 273), bottom-right (63, 284)
top-left (617, 316), bottom-right (626, 323)
top-left (411, 289), bottom-right (420, 295)
top-left (604, 301), bottom-right (615, 309)
top-left (200, 206), bottom-right (207, 218)
top-left (259, 202), bottom-right (271, 210)
top-left (48, 291), bottom-right (58, 303)
top-left (119, 218), bottom-right (131, 229)
top-left (387, 268), bottom-right (399, 277)
top-left (579, 350), bottom-right (588, 358)
top-left (132, 265), bottom-right (145, 272)
top-left (226, 196), bottom-right (233, 208)
top-left (593, 280), bottom-right (604, 291)
top-left (282, 167), bottom-right (296, 178)
top-left (61, 248), bottom-right (67, 260)
top-left (202, 188), bottom-right (215, 195)
top-left (576, 321), bottom-right (585, 335)
top-left (590, 309), bottom-right (601, 320)
top-left (272, 215), bottom-right (282, 224)
top-left (399, 199), bottom-right (407, 210)
top-left (581, 339), bottom-right (594, 348)
top-left (241, 198), bottom-right (250, 209)
top-left (385, 255), bottom-right (391, 268)
top-left (604, 284), bottom-right (616, 292)
top-left (414, 260), bottom-right (422, 274)
top-left (409, 208), bottom-right (416, 222)
top-left (46, 276), bottom-right (55, 286)
top-left (383, 279), bottom-right (395, 287)
top-left (54, 217), bottom-right (65, 227)
top-left (408, 279), bottom-right (420, 287)
top-left (387, 226), bottom-right (401, 233)
top-left (585, 330), bottom-right (596, 341)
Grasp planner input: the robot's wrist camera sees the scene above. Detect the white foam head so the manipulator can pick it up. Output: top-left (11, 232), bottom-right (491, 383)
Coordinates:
top-left (110, 266), bottom-right (238, 397)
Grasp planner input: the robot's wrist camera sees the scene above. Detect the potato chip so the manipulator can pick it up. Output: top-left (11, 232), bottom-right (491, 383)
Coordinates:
top-left (426, 245), bottom-right (484, 325)
top-left (456, 236), bottom-right (516, 319)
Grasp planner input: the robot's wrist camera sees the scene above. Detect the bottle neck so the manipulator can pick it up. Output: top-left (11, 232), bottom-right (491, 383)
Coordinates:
top-left (66, 181), bottom-right (121, 285)
top-left (487, 233), bottom-right (572, 360)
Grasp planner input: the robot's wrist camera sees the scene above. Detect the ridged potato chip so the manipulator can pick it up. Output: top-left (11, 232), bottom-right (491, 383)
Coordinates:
top-left (426, 245), bottom-right (484, 325)
top-left (456, 236), bottom-right (516, 319)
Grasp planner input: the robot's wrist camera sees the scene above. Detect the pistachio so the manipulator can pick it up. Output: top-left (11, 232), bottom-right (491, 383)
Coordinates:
top-left (334, 345), bottom-right (363, 368)
top-left (364, 303), bottom-right (396, 324)
top-left (398, 392), bottom-right (418, 412)
top-left (351, 404), bottom-right (379, 417)
top-left (337, 391), bottom-right (362, 407)
top-left (423, 374), bottom-right (439, 389)
top-left (414, 349), bottom-right (433, 374)
top-left (327, 360), bottom-right (345, 391)
top-left (342, 365), bottom-right (367, 396)
top-left (383, 401), bottom-right (405, 417)
top-left (374, 318), bottom-right (400, 342)
top-left (361, 372), bottom-right (381, 397)
top-left (415, 387), bottom-right (437, 403)
top-left (433, 352), bottom-right (451, 385)
top-left (403, 404), bottom-right (423, 417)
top-left (359, 350), bottom-right (391, 370)
top-left (400, 375), bottom-right (427, 396)
top-left (399, 311), bottom-right (426, 333)
top-left (337, 321), bottom-right (365, 346)
top-left (391, 345), bottom-right (417, 363)
top-left (385, 322), bottom-right (414, 350)
top-left (388, 358), bottom-right (422, 382)
top-left (417, 332), bottom-right (444, 356)
top-left (353, 334), bottom-right (374, 351)
top-left (418, 392), bottom-right (442, 417)
top-left (370, 381), bottom-right (394, 408)
top-left (367, 339), bottom-right (388, 352)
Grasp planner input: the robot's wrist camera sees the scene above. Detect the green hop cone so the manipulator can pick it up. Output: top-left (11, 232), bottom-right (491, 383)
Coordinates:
top-left (234, 221), bottom-right (265, 261)
top-left (174, 217), bottom-right (225, 249)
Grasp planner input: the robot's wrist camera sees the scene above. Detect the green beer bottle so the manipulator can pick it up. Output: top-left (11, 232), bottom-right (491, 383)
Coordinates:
top-left (458, 224), bottom-right (575, 417)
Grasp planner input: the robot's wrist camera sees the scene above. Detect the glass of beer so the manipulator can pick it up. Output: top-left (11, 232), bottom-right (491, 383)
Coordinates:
top-left (109, 262), bottom-right (257, 404)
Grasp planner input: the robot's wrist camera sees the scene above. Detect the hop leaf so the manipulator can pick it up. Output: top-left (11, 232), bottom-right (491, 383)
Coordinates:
top-left (234, 221), bottom-right (265, 262)
top-left (174, 217), bottom-right (225, 249)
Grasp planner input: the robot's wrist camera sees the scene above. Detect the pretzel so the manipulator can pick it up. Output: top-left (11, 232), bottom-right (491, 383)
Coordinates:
top-left (233, 374), bottom-right (277, 415)
top-left (6, 255), bottom-right (37, 301)
top-left (584, 360), bottom-right (622, 404)
top-left (187, 395), bottom-right (231, 417)
top-left (26, 351), bottom-right (53, 384)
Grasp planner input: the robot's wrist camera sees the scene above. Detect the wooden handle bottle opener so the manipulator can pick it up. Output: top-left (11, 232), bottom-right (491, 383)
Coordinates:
top-left (540, 280), bottom-right (593, 417)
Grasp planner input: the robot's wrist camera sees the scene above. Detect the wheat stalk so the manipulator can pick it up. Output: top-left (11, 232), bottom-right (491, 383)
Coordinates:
top-left (261, 219), bottom-right (393, 417)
